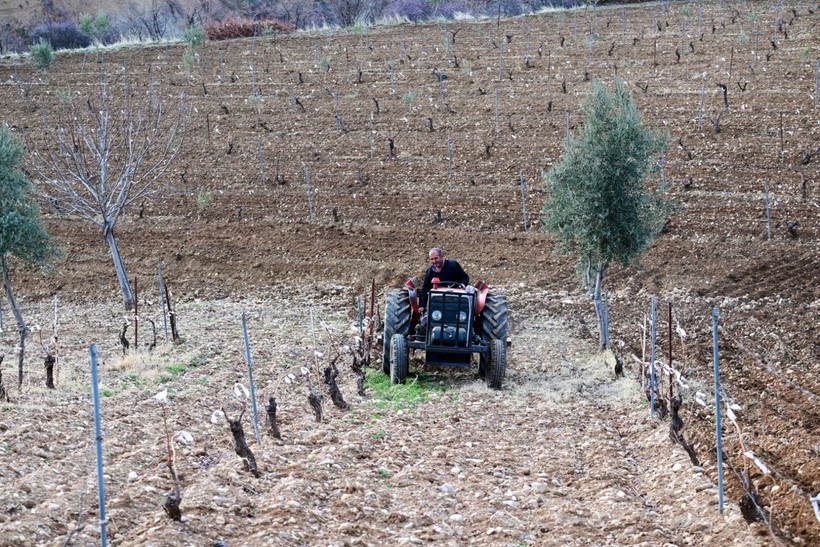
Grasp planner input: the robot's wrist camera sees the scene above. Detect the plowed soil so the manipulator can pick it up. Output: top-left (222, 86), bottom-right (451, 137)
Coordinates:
top-left (0, 1), bottom-right (818, 545)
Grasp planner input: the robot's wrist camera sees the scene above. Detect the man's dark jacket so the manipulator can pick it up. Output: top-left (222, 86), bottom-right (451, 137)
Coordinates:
top-left (418, 259), bottom-right (469, 308)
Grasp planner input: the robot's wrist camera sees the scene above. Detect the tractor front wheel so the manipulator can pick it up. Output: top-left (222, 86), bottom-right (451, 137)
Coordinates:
top-left (383, 289), bottom-right (411, 374)
top-left (390, 334), bottom-right (409, 385)
top-left (486, 339), bottom-right (506, 389)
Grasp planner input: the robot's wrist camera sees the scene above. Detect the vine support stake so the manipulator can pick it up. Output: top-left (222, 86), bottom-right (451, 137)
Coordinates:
top-left (494, 89), bottom-right (500, 133)
top-left (565, 111), bottom-right (571, 149)
top-left (242, 311), bottom-right (262, 446)
top-left (447, 136), bottom-right (453, 189)
top-left (712, 308), bottom-right (725, 514)
top-left (305, 164), bottom-right (315, 222)
top-left (764, 178), bottom-right (772, 240)
top-left (519, 171), bottom-right (528, 230)
top-left (650, 296), bottom-right (657, 418)
top-left (157, 264), bottom-right (169, 343)
top-left (90, 344), bottom-right (109, 547)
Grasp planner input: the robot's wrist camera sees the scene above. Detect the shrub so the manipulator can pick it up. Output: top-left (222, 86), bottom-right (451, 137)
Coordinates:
top-left (29, 39), bottom-right (54, 71)
top-left (29, 20), bottom-right (91, 50)
top-left (382, 0), bottom-right (432, 22)
top-left (79, 11), bottom-right (116, 44)
top-left (204, 17), bottom-right (295, 41)
top-left (183, 26), bottom-right (208, 48)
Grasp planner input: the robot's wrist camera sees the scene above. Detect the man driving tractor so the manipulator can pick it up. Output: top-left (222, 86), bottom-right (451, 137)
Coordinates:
top-left (417, 247), bottom-right (470, 317)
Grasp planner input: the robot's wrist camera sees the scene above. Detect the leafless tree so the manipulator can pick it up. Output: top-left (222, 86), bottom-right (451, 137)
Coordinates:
top-left (32, 66), bottom-right (188, 310)
top-left (326, 0), bottom-right (376, 27)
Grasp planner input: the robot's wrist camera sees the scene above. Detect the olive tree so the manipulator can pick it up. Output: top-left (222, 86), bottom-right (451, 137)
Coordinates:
top-left (0, 124), bottom-right (60, 388)
top-left (541, 78), bottom-right (670, 351)
top-left (33, 69), bottom-right (187, 311)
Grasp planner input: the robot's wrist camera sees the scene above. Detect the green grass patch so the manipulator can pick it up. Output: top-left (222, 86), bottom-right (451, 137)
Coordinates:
top-left (164, 356), bottom-right (199, 378)
top-left (364, 369), bottom-right (448, 411)
top-left (100, 388), bottom-right (114, 397)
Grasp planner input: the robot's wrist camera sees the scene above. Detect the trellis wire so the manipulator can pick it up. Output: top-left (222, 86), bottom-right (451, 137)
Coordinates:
top-left (89, 345), bottom-right (109, 547)
top-left (650, 296), bottom-right (657, 418)
top-left (242, 311), bottom-right (262, 446)
top-left (764, 178), bottom-right (772, 240)
top-left (305, 164), bottom-right (315, 222)
top-left (157, 264), bottom-right (169, 343)
top-left (519, 172), bottom-right (528, 230)
top-left (712, 308), bottom-right (725, 514)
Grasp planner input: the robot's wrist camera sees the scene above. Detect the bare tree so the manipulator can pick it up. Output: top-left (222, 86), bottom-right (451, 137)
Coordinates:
top-left (326, 0), bottom-right (374, 27)
top-left (32, 66), bottom-right (188, 310)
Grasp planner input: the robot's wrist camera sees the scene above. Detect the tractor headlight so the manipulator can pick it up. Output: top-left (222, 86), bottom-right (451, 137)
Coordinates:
top-left (458, 311), bottom-right (468, 322)
top-left (431, 310), bottom-right (442, 321)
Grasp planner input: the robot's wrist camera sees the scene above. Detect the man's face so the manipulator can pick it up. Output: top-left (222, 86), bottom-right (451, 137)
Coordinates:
top-left (429, 251), bottom-right (443, 269)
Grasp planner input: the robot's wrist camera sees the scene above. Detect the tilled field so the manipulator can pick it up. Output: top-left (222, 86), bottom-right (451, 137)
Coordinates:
top-left (0, 0), bottom-right (818, 544)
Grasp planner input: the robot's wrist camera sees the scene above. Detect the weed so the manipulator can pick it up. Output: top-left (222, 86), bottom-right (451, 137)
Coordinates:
top-left (378, 467), bottom-right (391, 478)
top-left (165, 363), bottom-right (187, 377)
top-left (55, 88), bottom-right (74, 104)
top-left (195, 377), bottom-right (207, 385)
top-left (364, 370), bottom-right (447, 411)
top-left (371, 430), bottom-right (387, 440)
top-left (197, 189), bottom-right (213, 212)
top-left (100, 388), bottom-right (114, 397)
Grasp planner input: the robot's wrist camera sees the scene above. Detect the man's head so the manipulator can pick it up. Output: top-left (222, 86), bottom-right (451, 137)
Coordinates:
top-left (429, 247), bottom-right (444, 270)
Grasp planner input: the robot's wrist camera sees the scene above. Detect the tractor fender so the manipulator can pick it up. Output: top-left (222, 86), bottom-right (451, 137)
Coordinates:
top-left (474, 280), bottom-right (490, 315)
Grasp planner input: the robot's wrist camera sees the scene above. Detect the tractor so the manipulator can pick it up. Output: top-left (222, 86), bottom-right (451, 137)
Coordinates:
top-left (382, 278), bottom-right (510, 389)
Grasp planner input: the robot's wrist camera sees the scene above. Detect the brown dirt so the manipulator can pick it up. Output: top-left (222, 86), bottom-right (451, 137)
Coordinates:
top-left (0, 1), bottom-right (818, 544)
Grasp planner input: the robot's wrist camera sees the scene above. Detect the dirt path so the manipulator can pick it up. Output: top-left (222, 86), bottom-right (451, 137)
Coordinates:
top-left (0, 290), bottom-right (764, 545)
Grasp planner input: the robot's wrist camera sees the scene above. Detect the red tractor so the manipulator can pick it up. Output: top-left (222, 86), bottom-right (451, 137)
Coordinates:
top-left (382, 278), bottom-right (510, 388)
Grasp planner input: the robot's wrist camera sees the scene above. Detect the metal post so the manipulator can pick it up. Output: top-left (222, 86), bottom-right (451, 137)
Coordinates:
top-left (815, 61), bottom-right (819, 108)
top-left (89, 345), bottom-right (109, 547)
top-left (650, 296), bottom-right (657, 418)
top-left (369, 112), bottom-right (375, 160)
top-left (357, 296), bottom-right (363, 334)
top-left (495, 89), bottom-right (500, 133)
top-left (157, 264), bottom-right (169, 343)
top-left (242, 311), bottom-right (262, 446)
top-left (447, 137), bottom-right (453, 189)
top-left (764, 178), bottom-right (772, 240)
top-left (305, 164), bottom-right (315, 222)
top-left (566, 111), bottom-right (571, 149)
top-left (712, 308), bottom-right (725, 514)
top-left (519, 172), bottom-right (528, 230)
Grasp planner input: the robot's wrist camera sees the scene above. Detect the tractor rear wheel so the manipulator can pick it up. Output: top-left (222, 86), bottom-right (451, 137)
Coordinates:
top-left (383, 289), bottom-right (411, 374)
top-left (481, 292), bottom-right (509, 342)
top-left (486, 339), bottom-right (507, 389)
top-left (390, 334), bottom-right (409, 385)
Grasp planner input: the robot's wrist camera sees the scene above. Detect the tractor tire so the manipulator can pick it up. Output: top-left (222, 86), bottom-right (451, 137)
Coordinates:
top-left (486, 339), bottom-right (507, 389)
top-left (390, 334), bottom-right (409, 385)
top-left (481, 292), bottom-right (509, 342)
top-left (383, 288), bottom-right (411, 374)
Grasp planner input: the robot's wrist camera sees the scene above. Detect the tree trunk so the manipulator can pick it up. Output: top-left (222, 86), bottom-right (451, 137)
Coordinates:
top-left (104, 225), bottom-right (135, 311)
top-left (592, 267), bottom-right (608, 352)
top-left (1, 255), bottom-right (29, 388)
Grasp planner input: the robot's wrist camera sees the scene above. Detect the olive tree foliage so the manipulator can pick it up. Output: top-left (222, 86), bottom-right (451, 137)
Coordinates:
top-left (0, 124), bottom-right (60, 388)
top-left (541, 78), bottom-right (670, 351)
top-left (32, 67), bottom-right (188, 311)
